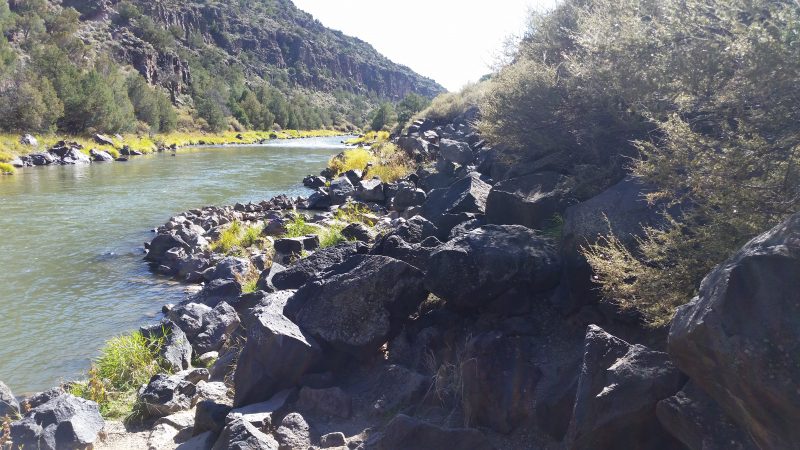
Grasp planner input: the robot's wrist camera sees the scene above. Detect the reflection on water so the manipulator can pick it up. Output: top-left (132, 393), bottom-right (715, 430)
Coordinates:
top-left (0, 137), bottom-right (348, 393)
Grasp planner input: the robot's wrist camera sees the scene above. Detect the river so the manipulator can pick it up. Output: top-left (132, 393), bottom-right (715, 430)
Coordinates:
top-left (0, 136), bottom-right (348, 394)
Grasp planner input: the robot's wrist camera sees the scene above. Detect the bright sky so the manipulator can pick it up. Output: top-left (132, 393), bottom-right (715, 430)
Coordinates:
top-left (292, 0), bottom-right (558, 92)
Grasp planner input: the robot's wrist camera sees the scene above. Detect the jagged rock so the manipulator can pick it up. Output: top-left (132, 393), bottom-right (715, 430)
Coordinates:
top-left (391, 182), bottom-right (427, 211)
top-left (256, 262), bottom-right (286, 292)
top-left (196, 381), bottom-right (230, 404)
top-left (343, 169), bottom-right (364, 185)
top-left (192, 302), bottom-right (241, 354)
top-left (60, 148), bottom-right (91, 165)
top-left (227, 389), bottom-right (295, 429)
top-left (140, 320), bottom-right (192, 372)
top-left (146, 233), bottom-right (191, 263)
top-left (535, 357), bottom-right (582, 440)
top-left (330, 176), bottom-right (355, 205)
top-left (303, 175), bottom-right (327, 189)
top-left (396, 136), bottom-right (429, 159)
top-left (274, 237), bottom-right (305, 255)
top-left (485, 172), bottom-right (570, 229)
top-left (296, 387), bottom-right (351, 419)
top-left (369, 364), bottom-right (429, 415)
top-left (461, 332), bottom-right (540, 434)
top-left (394, 215), bottom-right (438, 244)
top-left (194, 399), bottom-right (232, 435)
top-left (358, 178), bottom-right (386, 203)
top-left (263, 217), bottom-right (289, 237)
top-left (439, 139), bottom-right (473, 166)
top-left (285, 255), bottom-right (428, 357)
top-left (657, 382), bottom-right (757, 450)
top-left (425, 225), bottom-right (560, 310)
top-left (370, 234), bottom-right (439, 272)
top-left (233, 310), bottom-right (321, 407)
top-left (270, 242), bottom-right (365, 290)
top-left (151, 410), bottom-right (196, 448)
top-left (421, 172), bottom-right (491, 233)
top-left (0, 380), bottom-right (19, 418)
top-left (203, 256), bottom-right (252, 282)
top-left (213, 417), bottom-right (279, 450)
top-left (9, 394), bottom-right (104, 450)
top-left (139, 369), bottom-right (209, 418)
top-left (564, 326), bottom-right (685, 450)
top-left (372, 414), bottom-right (494, 450)
top-left (341, 222), bottom-right (374, 242)
top-left (196, 278), bottom-right (242, 303)
top-left (306, 189), bottom-right (332, 209)
top-left (275, 413), bottom-right (311, 450)
top-left (668, 212), bottom-right (800, 450)
top-left (25, 387), bottom-right (64, 410)
top-left (94, 134), bottom-right (115, 146)
top-left (178, 431), bottom-right (217, 450)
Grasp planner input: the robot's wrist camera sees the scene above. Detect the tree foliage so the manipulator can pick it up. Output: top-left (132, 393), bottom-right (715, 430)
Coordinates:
top-left (481, 0), bottom-right (800, 325)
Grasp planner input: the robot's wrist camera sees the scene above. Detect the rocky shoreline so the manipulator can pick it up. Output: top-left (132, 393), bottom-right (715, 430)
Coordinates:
top-left (2, 109), bottom-right (797, 450)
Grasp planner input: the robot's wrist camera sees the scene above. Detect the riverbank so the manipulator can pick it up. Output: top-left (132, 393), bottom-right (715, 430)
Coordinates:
top-left (2, 108), bottom-right (795, 449)
top-left (0, 129), bottom-right (348, 174)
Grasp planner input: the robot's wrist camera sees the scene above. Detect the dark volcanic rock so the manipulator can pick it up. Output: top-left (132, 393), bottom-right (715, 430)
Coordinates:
top-left (139, 320), bottom-right (192, 372)
top-left (485, 171), bottom-right (570, 230)
top-left (341, 222), bottom-right (374, 242)
top-left (203, 256), bottom-right (252, 282)
top-left (439, 138), bottom-right (474, 166)
top-left (330, 176), bottom-right (355, 205)
top-left (233, 310), bottom-right (321, 407)
top-left (212, 417), bottom-right (279, 450)
top-left (285, 255), bottom-right (428, 357)
top-left (139, 370), bottom-right (208, 418)
top-left (391, 182), bottom-right (427, 211)
top-left (194, 399), bottom-right (232, 435)
top-left (462, 332), bottom-right (540, 434)
top-left (668, 212), bottom-right (800, 450)
top-left (425, 225), bottom-right (560, 310)
top-left (10, 394), bottom-right (104, 450)
top-left (146, 233), bottom-right (191, 263)
top-left (372, 414), bottom-right (494, 450)
top-left (192, 301), bottom-right (241, 354)
top-left (395, 215), bottom-right (439, 244)
top-left (357, 178), bottom-right (386, 203)
top-left (270, 242), bottom-right (365, 290)
top-left (421, 172), bottom-right (491, 232)
top-left (565, 325), bottom-right (685, 450)
top-left (657, 382), bottom-right (757, 450)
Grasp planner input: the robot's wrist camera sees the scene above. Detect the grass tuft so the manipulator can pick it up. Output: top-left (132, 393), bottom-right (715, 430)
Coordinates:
top-left (0, 162), bottom-right (15, 174)
top-left (210, 221), bottom-right (265, 256)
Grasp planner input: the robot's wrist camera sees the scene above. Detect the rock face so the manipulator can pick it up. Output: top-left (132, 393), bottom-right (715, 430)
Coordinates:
top-left (10, 394), bottom-right (104, 450)
top-left (668, 212), bottom-right (800, 450)
top-left (233, 310), bottom-right (321, 407)
top-left (565, 326), bottom-right (685, 450)
top-left (270, 242), bottom-right (365, 290)
top-left (373, 414), bottom-right (494, 450)
top-left (285, 255), bottom-right (428, 357)
top-left (461, 332), bottom-right (540, 434)
top-left (425, 225), bottom-right (560, 310)
top-left (0, 380), bottom-right (19, 418)
top-left (656, 382), bottom-right (757, 450)
top-left (485, 172), bottom-right (569, 230)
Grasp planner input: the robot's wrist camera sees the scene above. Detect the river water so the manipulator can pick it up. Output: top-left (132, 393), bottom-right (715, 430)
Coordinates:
top-left (0, 136), bottom-right (348, 394)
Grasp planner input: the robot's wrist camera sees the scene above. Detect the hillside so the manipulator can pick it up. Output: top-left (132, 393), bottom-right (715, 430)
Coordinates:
top-left (0, 0), bottom-right (444, 135)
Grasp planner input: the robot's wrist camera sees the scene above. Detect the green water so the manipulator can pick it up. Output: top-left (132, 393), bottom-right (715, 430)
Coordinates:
top-left (0, 136), bottom-right (348, 394)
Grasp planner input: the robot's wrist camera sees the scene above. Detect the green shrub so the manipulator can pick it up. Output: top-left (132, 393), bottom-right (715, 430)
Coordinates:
top-left (484, 0), bottom-right (800, 325)
top-left (210, 221), bottom-right (264, 255)
top-left (319, 223), bottom-right (346, 248)
top-left (0, 162), bottom-right (14, 174)
top-left (283, 215), bottom-right (320, 238)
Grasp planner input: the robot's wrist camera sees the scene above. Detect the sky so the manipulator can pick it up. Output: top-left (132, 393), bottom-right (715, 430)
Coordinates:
top-left (292, 0), bottom-right (558, 92)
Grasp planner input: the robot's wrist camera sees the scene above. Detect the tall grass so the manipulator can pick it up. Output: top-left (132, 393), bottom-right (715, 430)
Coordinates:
top-left (70, 331), bottom-right (167, 419)
top-left (0, 163), bottom-right (14, 174)
top-left (283, 216), bottom-right (322, 238)
top-left (329, 147), bottom-right (373, 175)
top-left (328, 142), bottom-right (412, 182)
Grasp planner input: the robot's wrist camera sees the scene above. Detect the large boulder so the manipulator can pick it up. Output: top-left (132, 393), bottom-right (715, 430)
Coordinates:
top-left (270, 242), bottom-right (365, 290)
top-left (559, 177), bottom-right (667, 314)
top-left (421, 172), bottom-right (491, 233)
top-left (485, 172), bottom-right (570, 230)
top-left (656, 382), bottom-right (757, 450)
top-left (461, 332), bottom-right (540, 434)
top-left (285, 255), bottom-right (428, 357)
top-left (439, 139), bottom-right (474, 166)
top-left (358, 178), bottom-right (386, 203)
top-left (203, 257), bottom-right (252, 282)
top-left (0, 380), bottom-right (19, 418)
top-left (668, 212), bottom-right (800, 450)
top-left (9, 394), bottom-right (104, 450)
top-left (146, 233), bottom-right (191, 263)
top-left (370, 234), bottom-right (439, 272)
top-left (233, 310), bottom-right (321, 407)
top-left (372, 414), bottom-right (494, 450)
top-left (330, 176), bottom-right (355, 205)
top-left (192, 301), bottom-right (241, 354)
top-left (275, 412), bottom-right (311, 450)
top-left (89, 149), bottom-right (114, 162)
top-left (564, 326), bottom-right (685, 450)
top-left (425, 225), bottom-right (560, 310)
top-left (139, 369), bottom-right (209, 418)
top-left (391, 182), bottom-right (427, 212)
